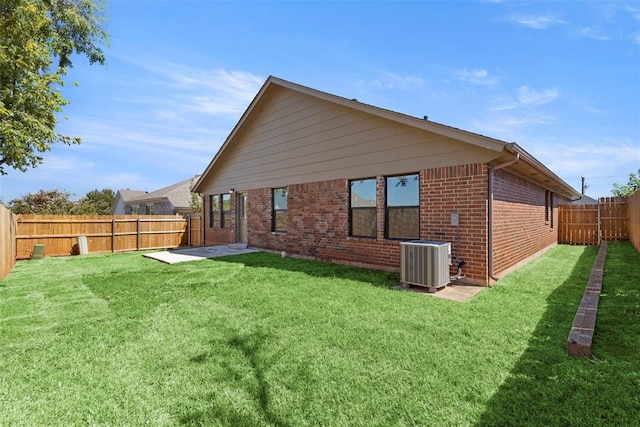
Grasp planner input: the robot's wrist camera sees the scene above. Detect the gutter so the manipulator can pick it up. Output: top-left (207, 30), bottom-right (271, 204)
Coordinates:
top-left (487, 151), bottom-right (520, 283)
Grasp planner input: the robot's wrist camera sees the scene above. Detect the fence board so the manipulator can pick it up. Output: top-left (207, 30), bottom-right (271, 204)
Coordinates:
top-left (559, 197), bottom-right (629, 245)
top-left (559, 205), bottom-right (599, 245)
top-left (599, 197), bottom-right (629, 241)
top-left (16, 215), bottom-right (190, 259)
top-left (1, 204), bottom-right (17, 280)
top-left (186, 215), bottom-right (203, 246)
top-left (629, 190), bottom-right (640, 253)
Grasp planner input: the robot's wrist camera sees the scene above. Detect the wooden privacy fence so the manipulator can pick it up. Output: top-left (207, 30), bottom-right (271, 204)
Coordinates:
top-left (629, 190), bottom-right (640, 253)
top-left (16, 214), bottom-right (203, 259)
top-left (559, 197), bottom-right (629, 245)
top-left (1, 204), bottom-right (17, 280)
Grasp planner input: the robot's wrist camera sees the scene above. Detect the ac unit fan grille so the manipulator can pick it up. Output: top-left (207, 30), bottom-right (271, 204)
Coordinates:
top-left (400, 241), bottom-right (451, 290)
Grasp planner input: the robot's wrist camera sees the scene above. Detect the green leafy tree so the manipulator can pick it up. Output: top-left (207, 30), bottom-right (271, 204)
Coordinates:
top-left (612, 169), bottom-right (640, 197)
top-left (0, 0), bottom-right (108, 175)
top-left (8, 189), bottom-right (74, 214)
top-left (73, 188), bottom-right (114, 214)
top-left (189, 177), bottom-right (202, 214)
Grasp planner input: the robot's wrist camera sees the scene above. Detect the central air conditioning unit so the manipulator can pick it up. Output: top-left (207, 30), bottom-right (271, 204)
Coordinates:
top-left (400, 240), bottom-right (451, 291)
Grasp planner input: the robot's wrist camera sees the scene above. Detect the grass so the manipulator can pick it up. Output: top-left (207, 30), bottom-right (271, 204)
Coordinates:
top-left (1, 243), bottom-right (639, 426)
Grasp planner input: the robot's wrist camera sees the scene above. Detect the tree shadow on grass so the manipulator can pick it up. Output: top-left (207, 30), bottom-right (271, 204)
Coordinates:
top-left (210, 251), bottom-right (399, 290)
top-left (180, 329), bottom-right (293, 427)
top-left (476, 243), bottom-right (640, 426)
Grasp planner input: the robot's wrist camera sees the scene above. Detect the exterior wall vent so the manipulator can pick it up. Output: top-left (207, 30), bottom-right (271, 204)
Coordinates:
top-left (400, 240), bottom-right (451, 291)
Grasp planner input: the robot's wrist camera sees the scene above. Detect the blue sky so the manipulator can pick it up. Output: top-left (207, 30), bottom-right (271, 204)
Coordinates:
top-left (1, 0), bottom-right (639, 202)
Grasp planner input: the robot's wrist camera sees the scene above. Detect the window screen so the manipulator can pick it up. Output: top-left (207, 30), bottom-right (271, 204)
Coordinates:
top-left (385, 174), bottom-right (419, 239)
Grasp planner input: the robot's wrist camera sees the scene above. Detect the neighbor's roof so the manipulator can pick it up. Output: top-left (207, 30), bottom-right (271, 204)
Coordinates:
top-left (116, 189), bottom-right (147, 202)
top-left (129, 176), bottom-right (200, 209)
top-left (572, 194), bottom-right (599, 205)
top-left (193, 76), bottom-right (580, 199)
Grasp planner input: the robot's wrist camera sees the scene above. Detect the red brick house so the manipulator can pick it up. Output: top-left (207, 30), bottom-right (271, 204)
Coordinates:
top-left (193, 76), bottom-right (580, 286)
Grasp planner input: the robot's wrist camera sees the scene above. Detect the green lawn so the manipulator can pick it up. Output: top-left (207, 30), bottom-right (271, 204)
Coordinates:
top-left (1, 243), bottom-right (639, 426)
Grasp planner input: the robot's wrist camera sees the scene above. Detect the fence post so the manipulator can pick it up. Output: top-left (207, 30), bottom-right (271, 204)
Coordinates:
top-left (187, 215), bottom-right (191, 247)
top-left (137, 217), bottom-right (141, 251)
top-left (112, 217), bottom-right (116, 252)
top-left (597, 202), bottom-right (601, 244)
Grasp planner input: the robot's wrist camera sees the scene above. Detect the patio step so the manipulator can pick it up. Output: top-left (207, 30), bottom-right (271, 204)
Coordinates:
top-left (567, 241), bottom-right (607, 357)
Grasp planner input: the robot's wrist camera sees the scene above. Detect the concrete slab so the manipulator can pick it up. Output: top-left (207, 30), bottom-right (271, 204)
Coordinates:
top-left (143, 244), bottom-right (260, 264)
top-left (393, 283), bottom-right (484, 302)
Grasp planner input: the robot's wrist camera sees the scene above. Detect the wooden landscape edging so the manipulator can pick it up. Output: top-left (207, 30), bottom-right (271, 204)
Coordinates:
top-left (567, 241), bottom-right (607, 357)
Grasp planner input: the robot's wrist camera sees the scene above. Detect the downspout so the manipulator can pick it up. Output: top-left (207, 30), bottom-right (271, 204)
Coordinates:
top-left (488, 152), bottom-right (520, 283)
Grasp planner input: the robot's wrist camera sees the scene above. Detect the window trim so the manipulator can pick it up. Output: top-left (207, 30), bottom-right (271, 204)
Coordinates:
top-left (272, 187), bottom-right (288, 233)
top-left (349, 178), bottom-right (377, 238)
top-left (221, 193), bottom-right (231, 229)
top-left (384, 173), bottom-right (420, 240)
top-left (545, 190), bottom-right (554, 228)
top-left (209, 195), bottom-right (219, 228)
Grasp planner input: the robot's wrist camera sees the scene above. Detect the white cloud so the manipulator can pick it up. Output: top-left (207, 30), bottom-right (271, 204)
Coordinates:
top-left (470, 112), bottom-right (557, 140)
top-left (624, 4), bottom-right (640, 21)
top-left (509, 14), bottom-right (567, 29)
top-left (535, 140), bottom-right (640, 184)
top-left (631, 32), bottom-right (640, 44)
top-left (99, 173), bottom-right (156, 191)
top-left (367, 71), bottom-right (425, 91)
top-left (491, 86), bottom-right (559, 111)
top-left (114, 52), bottom-right (264, 117)
top-left (38, 154), bottom-right (94, 172)
top-left (572, 27), bottom-right (611, 41)
top-left (168, 68), bottom-right (264, 114)
top-left (517, 86), bottom-right (559, 107)
top-left (455, 69), bottom-right (498, 86)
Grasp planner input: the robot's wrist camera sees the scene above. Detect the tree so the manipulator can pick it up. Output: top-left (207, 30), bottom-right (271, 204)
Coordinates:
top-left (189, 177), bottom-right (202, 214)
top-left (0, 0), bottom-right (108, 175)
top-left (8, 189), bottom-right (74, 214)
top-left (612, 169), bottom-right (640, 197)
top-left (73, 188), bottom-right (114, 214)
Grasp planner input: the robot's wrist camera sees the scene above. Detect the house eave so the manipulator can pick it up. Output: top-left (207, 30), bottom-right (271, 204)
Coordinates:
top-left (499, 143), bottom-right (581, 200)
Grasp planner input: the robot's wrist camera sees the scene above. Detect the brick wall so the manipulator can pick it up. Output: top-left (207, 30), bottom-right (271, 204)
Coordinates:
top-left (247, 181), bottom-right (402, 270)
top-left (420, 164), bottom-right (489, 282)
top-left (491, 169), bottom-right (558, 276)
top-left (203, 164), bottom-right (563, 284)
top-left (243, 163), bottom-right (490, 282)
top-left (203, 198), bottom-right (233, 245)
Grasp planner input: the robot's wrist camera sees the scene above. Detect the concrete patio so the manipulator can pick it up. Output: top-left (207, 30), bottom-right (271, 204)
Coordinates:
top-left (143, 244), bottom-right (260, 264)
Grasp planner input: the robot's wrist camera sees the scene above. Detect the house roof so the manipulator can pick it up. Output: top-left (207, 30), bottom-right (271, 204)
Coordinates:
top-left (110, 189), bottom-right (148, 214)
top-left (572, 194), bottom-right (599, 205)
top-left (193, 76), bottom-right (580, 200)
top-left (116, 189), bottom-right (147, 202)
top-left (128, 176), bottom-right (200, 209)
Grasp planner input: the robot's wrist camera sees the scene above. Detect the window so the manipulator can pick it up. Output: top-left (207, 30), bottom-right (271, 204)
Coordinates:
top-left (350, 178), bottom-right (377, 237)
top-left (146, 204), bottom-right (154, 215)
top-left (221, 194), bottom-right (231, 228)
top-left (130, 205), bottom-right (139, 215)
top-left (545, 190), bottom-right (554, 228)
top-left (385, 173), bottom-right (419, 239)
top-left (209, 195), bottom-right (219, 228)
top-left (272, 188), bottom-right (288, 232)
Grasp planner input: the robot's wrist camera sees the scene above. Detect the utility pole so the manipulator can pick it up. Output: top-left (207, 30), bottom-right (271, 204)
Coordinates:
top-left (581, 176), bottom-right (586, 195)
